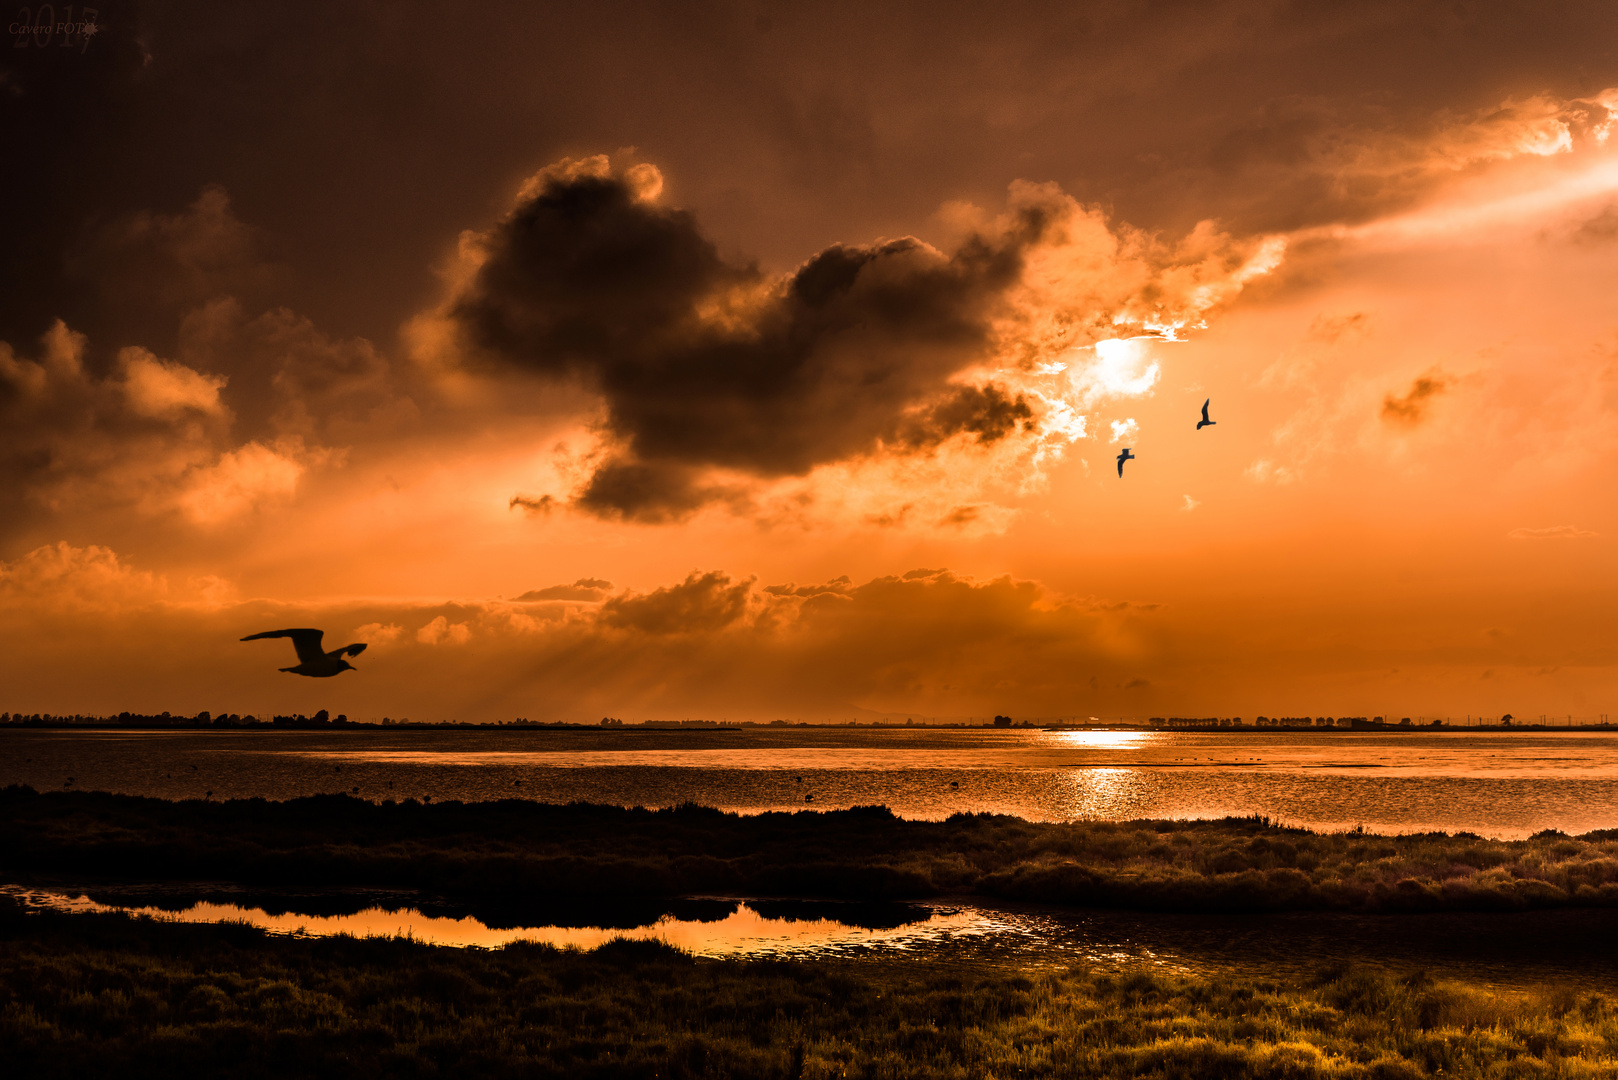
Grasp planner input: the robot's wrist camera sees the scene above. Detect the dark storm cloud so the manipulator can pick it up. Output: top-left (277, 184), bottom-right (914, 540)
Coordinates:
top-left (453, 162), bottom-right (1039, 519)
top-left (572, 460), bottom-right (737, 523)
top-left (1382, 370), bottom-right (1451, 425)
top-left (898, 385), bottom-right (1035, 449)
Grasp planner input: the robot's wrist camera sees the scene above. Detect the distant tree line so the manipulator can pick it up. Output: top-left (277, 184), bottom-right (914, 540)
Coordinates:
top-left (0, 712), bottom-right (612, 730)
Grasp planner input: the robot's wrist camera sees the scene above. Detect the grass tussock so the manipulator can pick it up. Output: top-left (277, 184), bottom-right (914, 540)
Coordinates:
top-left (3, 899), bottom-right (1618, 1079)
top-left (8, 785), bottom-right (1618, 913)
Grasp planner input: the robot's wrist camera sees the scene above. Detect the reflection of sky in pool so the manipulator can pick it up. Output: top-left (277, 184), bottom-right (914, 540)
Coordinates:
top-left (3, 886), bottom-right (995, 956)
top-left (11, 884), bottom-right (1618, 993)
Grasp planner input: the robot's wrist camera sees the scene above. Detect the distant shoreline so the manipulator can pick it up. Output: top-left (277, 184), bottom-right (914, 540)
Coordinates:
top-left (0, 716), bottom-right (1605, 733)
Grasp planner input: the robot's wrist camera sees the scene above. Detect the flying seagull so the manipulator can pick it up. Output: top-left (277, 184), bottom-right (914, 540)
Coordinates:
top-left (241, 628), bottom-right (367, 677)
top-left (1197, 399), bottom-right (1216, 430)
top-left (1116, 447), bottom-right (1135, 477)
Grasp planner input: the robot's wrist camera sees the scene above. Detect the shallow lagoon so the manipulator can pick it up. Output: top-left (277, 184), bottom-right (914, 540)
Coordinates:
top-left (7, 726), bottom-right (1618, 837)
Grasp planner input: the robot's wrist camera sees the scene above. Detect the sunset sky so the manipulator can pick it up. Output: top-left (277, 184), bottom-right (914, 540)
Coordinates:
top-left (5, 1), bottom-right (1618, 722)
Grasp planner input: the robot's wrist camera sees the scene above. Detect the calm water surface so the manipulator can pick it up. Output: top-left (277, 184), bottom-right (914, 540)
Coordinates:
top-left (6, 727), bottom-right (1618, 837)
top-left (9, 883), bottom-right (1617, 991)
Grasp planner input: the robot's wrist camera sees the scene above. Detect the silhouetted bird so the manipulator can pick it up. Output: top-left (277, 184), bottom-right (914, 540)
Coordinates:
top-left (1197, 399), bottom-right (1216, 430)
top-left (1116, 448), bottom-right (1135, 477)
top-left (241, 628), bottom-right (367, 677)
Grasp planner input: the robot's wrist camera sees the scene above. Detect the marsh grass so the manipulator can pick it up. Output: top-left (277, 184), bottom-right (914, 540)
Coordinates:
top-left (7, 786), bottom-right (1618, 914)
top-left (3, 899), bottom-right (1617, 1078)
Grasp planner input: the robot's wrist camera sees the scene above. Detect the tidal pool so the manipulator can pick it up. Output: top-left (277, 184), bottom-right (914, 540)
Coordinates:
top-left (10, 883), bottom-right (1618, 991)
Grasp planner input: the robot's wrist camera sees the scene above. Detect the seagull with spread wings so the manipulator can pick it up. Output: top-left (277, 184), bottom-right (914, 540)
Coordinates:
top-left (1116, 447), bottom-right (1135, 477)
top-left (241, 629), bottom-right (367, 677)
top-left (1197, 399), bottom-right (1216, 430)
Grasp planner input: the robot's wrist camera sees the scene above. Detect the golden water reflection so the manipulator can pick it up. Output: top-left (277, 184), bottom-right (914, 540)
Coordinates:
top-left (7, 889), bottom-right (989, 956)
top-left (1055, 767), bottom-right (1158, 819)
top-left (1044, 730), bottom-right (1154, 751)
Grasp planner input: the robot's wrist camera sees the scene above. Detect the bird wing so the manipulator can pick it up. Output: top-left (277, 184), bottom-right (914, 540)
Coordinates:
top-left (335, 643), bottom-right (367, 659)
top-left (241, 628), bottom-right (326, 664)
top-left (1201, 399), bottom-right (1210, 421)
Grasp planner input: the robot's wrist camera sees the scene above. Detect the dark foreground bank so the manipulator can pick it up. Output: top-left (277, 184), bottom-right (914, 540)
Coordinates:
top-left (3, 898), bottom-right (1615, 1080)
top-left (5, 786), bottom-right (1618, 915)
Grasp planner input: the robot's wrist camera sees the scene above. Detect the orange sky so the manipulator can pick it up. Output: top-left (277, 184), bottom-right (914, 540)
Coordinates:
top-left (4, 2), bottom-right (1618, 721)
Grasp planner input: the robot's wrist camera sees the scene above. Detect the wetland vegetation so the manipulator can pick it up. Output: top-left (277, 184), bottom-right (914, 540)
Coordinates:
top-left (6, 786), bottom-right (1618, 915)
top-left (4, 896), bottom-right (1617, 1079)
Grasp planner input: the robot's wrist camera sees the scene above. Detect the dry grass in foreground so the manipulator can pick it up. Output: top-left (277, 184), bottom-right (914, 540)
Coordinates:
top-left (3, 899), bottom-right (1617, 1079)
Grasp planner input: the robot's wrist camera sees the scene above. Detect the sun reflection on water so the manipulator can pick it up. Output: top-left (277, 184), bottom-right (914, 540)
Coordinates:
top-left (1044, 730), bottom-right (1154, 751)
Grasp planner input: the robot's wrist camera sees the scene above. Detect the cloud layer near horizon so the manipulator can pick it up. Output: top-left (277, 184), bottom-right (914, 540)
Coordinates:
top-left (5, 542), bottom-right (1616, 722)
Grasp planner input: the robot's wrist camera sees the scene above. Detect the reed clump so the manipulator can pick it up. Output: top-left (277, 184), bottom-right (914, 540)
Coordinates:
top-left (3, 898), bottom-right (1617, 1079)
top-left (7, 786), bottom-right (1618, 913)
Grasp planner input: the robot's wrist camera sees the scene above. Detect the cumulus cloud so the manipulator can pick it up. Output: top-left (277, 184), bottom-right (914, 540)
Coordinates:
top-left (0, 541), bottom-right (238, 615)
top-left (1508, 526), bottom-right (1598, 540)
top-left (120, 348), bottom-right (228, 420)
top-left (1109, 418), bottom-right (1139, 443)
top-left (600, 571), bottom-right (753, 634)
top-left (176, 440), bottom-right (307, 524)
top-left (416, 615), bottom-right (471, 645)
top-left (0, 259), bottom-right (401, 538)
top-left (353, 622), bottom-right (404, 644)
top-left (0, 322), bottom-right (227, 531)
top-left (433, 157), bottom-right (1282, 521)
top-left (0, 542), bottom-right (169, 611)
